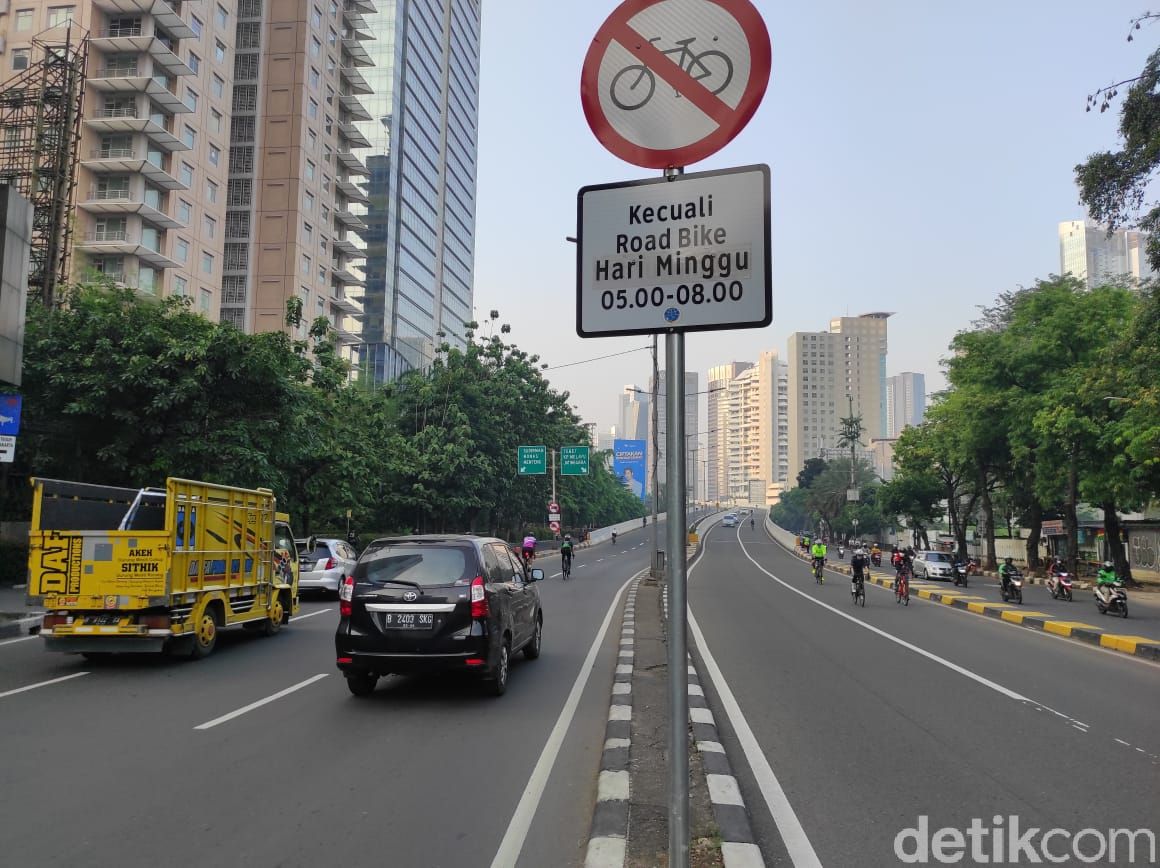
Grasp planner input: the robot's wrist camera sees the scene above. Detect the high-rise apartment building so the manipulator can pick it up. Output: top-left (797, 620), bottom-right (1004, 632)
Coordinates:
top-left (1, 2), bottom-right (233, 310)
top-left (1059, 219), bottom-right (1156, 289)
top-left (618, 385), bottom-right (649, 442)
top-left (787, 313), bottom-right (891, 483)
top-left (220, 0), bottom-right (373, 351)
top-left (885, 372), bottom-right (925, 437)
top-left (712, 352), bottom-right (788, 506)
top-left (707, 361), bottom-right (752, 504)
top-left (647, 370), bottom-right (699, 499)
top-left (357, 0), bottom-right (481, 381)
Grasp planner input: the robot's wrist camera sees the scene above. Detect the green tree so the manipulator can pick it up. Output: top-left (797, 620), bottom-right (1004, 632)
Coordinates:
top-left (796, 457), bottom-right (827, 490)
top-left (878, 471), bottom-right (943, 550)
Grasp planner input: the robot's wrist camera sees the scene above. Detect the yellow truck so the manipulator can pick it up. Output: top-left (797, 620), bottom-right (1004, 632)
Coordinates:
top-left (26, 477), bottom-right (301, 658)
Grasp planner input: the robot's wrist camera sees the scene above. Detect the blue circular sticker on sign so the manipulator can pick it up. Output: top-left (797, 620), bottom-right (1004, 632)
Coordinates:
top-left (664, 308), bottom-right (681, 323)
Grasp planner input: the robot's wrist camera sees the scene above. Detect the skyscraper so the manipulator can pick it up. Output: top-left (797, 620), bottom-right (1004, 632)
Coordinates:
top-left (707, 361), bottom-right (752, 503)
top-left (357, 0), bottom-right (481, 380)
top-left (1, 1), bottom-right (233, 310)
top-left (712, 352), bottom-right (787, 506)
top-left (787, 313), bottom-right (891, 483)
top-left (1059, 219), bottom-right (1156, 289)
top-left (222, 0), bottom-right (373, 350)
top-left (618, 385), bottom-right (649, 442)
top-left (885, 372), bottom-right (925, 437)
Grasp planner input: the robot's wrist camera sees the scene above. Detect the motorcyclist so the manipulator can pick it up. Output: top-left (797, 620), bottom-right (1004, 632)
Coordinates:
top-left (998, 556), bottom-right (1019, 594)
top-left (1095, 560), bottom-right (1120, 607)
top-left (810, 539), bottom-right (827, 573)
top-left (1049, 555), bottom-right (1067, 576)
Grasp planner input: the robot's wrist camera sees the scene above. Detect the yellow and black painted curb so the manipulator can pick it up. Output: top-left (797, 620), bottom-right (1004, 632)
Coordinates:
top-left (782, 547), bottom-right (1160, 664)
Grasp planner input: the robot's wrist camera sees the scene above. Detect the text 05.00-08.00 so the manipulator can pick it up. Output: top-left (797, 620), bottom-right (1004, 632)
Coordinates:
top-left (599, 281), bottom-right (745, 311)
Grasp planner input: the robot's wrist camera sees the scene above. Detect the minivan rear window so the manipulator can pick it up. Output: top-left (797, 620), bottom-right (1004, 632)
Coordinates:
top-left (355, 545), bottom-right (475, 587)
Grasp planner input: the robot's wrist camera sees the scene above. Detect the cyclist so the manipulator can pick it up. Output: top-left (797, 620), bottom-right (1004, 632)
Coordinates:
top-left (750, 516), bottom-right (755, 531)
top-left (521, 532), bottom-right (537, 565)
top-left (810, 539), bottom-right (827, 575)
top-left (851, 546), bottom-right (867, 595)
top-left (560, 534), bottom-right (574, 579)
top-left (611, 530), bottom-right (618, 545)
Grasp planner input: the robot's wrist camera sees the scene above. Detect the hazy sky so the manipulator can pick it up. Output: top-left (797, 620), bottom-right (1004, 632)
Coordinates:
top-left (472, 1), bottom-right (1150, 434)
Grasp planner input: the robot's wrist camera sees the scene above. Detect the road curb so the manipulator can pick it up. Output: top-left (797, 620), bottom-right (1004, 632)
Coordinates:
top-left (584, 575), bottom-right (640, 868)
top-left (0, 613), bottom-right (41, 640)
top-left (663, 583), bottom-right (765, 868)
top-left (778, 541), bottom-right (1160, 664)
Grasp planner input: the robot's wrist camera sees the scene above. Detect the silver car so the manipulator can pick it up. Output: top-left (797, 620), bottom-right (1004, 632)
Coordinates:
top-left (913, 550), bottom-right (954, 580)
top-left (299, 538), bottom-right (358, 596)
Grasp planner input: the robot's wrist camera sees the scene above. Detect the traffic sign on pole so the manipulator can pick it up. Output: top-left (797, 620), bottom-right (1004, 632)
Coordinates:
top-left (580, 0), bottom-right (771, 169)
top-left (549, 521), bottom-right (561, 534)
top-left (548, 501), bottom-right (560, 514)
top-left (517, 446), bottom-right (548, 475)
top-left (576, 164), bottom-right (771, 337)
top-left (0, 395), bottom-right (21, 436)
top-left (0, 435), bottom-right (14, 464)
top-left (560, 446), bottom-right (590, 476)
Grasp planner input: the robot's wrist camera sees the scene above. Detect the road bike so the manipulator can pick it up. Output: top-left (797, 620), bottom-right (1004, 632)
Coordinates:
top-left (562, 555), bottom-right (572, 581)
top-left (813, 557), bottom-right (825, 584)
top-left (852, 573), bottom-right (866, 607)
top-left (895, 566), bottom-right (910, 606)
top-left (610, 36), bottom-right (734, 112)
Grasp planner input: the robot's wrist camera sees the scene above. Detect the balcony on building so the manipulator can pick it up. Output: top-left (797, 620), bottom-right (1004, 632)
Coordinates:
top-left (335, 326), bottom-right (361, 346)
top-left (341, 38), bottom-right (373, 67)
top-left (331, 263), bottom-right (365, 286)
top-left (91, 0), bottom-right (196, 39)
top-left (76, 228), bottom-right (180, 269)
top-left (344, 0), bottom-right (377, 16)
top-left (331, 237), bottom-right (362, 258)
top-left (87, 69), bottom-right (194, 114)
top-left (336, 149), bottom-right (369, 176)
top-left (85, 106), bottom-right (189, 151)
top-left (81, 147), bottom-right (188, 191)
top-left (338, 121), bottom-right (371, 149)
top-left (338, 93), bottom-right (372, 121)
top-left (79, 184), bottom-right (182, 229)
top-left (339, 66), bottom-right (373, 95)
top-left (329, 291), bottom-right (363, 317)
top-left (89, 27), bottom-right (194, 77)
top-left (333, 208), bottom-right (365, 231)
top-left (335, 178), bottom-right (369, 205)
top-left (341, 10), bottom-right (370, 33)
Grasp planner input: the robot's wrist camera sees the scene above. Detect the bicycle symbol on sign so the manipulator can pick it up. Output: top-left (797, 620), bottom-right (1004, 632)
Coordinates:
top-left (610, 36), bottom-right (734, 112)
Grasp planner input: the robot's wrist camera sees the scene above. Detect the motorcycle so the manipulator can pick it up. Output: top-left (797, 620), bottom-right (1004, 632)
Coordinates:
top-left (999, 568), bottom-right (1023, 604)
top-left (837, 546), bottom-right (846, 560)
top-left (952, 561), bottom-right (969, 588)
top-left (1095, 580), bottom-right (1128, 618)
top-left (1046, 569), bottom-right (1073, 602)
top-left (871, 552), bottom-right (882, 568)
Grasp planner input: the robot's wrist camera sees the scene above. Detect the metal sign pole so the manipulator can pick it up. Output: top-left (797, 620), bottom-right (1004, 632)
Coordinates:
top-left (665, 331), bottom-right (689, 868)
top-left (651, 335), bottom-right (660, 573)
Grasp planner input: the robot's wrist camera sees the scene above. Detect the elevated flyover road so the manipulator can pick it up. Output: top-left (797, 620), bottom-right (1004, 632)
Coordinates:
top-left (0, 522), bottom-right (665, 868)
top-left (685, 517), bottom-right (1159, 867)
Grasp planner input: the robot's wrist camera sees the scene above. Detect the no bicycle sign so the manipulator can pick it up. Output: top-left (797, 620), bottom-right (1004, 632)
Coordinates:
top-left (581, 0), bottom-right (771, 169)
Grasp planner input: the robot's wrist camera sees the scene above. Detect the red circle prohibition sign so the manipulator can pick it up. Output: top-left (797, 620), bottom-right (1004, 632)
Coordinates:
top-left (581, 0), bottom-right (771, 169)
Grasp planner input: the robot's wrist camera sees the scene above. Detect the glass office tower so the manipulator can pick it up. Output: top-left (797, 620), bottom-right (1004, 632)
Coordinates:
top-left (357, 0), bottom-right (481, 380)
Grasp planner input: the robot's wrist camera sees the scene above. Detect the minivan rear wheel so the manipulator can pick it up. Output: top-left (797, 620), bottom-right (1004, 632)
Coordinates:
top-left (346, 672), bottom-right (378, 697)
top-left (524, 615), bottom-right (542, 660)
top-left (488, 639), bottom-right (510, 696)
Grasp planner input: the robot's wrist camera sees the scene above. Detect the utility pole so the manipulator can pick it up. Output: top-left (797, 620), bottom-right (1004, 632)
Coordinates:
top-left (651, 334), bottom-right (660, 575)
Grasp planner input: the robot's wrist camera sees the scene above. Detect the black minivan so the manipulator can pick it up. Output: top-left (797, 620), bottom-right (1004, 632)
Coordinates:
top-left (335, 535), bottom-right (544, 697)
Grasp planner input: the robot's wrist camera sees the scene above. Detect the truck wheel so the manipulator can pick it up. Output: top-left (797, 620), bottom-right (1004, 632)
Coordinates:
top-left (262, 593), bottom-right (286, 636)
top-left (190, 605), bottom-right (221, 659)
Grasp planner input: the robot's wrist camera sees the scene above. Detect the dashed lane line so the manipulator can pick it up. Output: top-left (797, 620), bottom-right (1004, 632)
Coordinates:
top-left (0, 671), bottom-right (89, 700)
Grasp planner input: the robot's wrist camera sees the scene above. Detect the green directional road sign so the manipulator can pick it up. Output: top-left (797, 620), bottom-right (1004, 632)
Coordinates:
top-left (560, 445), bottom-right (590, 476)
top-left (518, 445), bottom-right (548, 475)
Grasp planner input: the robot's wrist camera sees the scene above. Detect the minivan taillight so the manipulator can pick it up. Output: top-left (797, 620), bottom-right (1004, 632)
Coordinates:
top-left (339, 574), bottom-right (355, 617)
top-left (470, 576), bottom-right (488, 618)
top-left (324, 557), bottom-right (336, 570)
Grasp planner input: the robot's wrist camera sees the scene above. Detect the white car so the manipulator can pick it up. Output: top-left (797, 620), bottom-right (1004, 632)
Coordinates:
top-left (912, 550), bottom-right (955, 581)
top-left (299, 538), bottom-right (358, 596)
top-left (721, 514), bottom-right (739, 528)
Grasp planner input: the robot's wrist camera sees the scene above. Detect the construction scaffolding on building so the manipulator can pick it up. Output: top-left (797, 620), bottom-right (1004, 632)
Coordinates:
top-left (0, 28), bottom-right (87, 308)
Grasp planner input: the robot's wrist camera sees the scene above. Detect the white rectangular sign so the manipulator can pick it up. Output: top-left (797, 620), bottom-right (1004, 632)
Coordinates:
top-left (576, 164), bottom-right (771, 337)
top-left (0, 435), bottom-right (14, 463)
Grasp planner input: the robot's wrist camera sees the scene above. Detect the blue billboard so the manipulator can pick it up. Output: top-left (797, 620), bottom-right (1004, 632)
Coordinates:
top-left (613, 439), bottom-right (647, 501)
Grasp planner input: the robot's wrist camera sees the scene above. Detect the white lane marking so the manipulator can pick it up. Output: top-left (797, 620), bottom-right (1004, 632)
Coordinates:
top-left (290, 608), bottom-right (333, 622)
top-left (1116, 738), bottom-right (1131, 746)
top-left (736, 532), bottom-right (1033, 704)
top-left (194, 673), bottom-right (328, 730)
top-left (0, 634), bottom-right (38, 647)
top-left (687, 607), bottom-right (822, 868)
top-left (491, 571), bottom-right (641, 868)
top-left (0, 671), bottom-right (89, 699)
